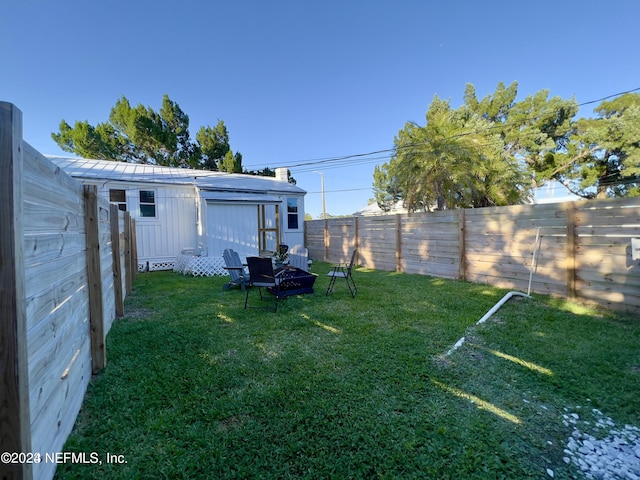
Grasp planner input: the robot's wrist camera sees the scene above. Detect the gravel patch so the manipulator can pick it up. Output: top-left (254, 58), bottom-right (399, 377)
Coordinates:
top-left (561, 406), bottom-right (640, 479)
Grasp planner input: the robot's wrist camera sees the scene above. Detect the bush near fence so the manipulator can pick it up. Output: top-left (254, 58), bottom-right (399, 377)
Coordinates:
top-left (306, 199), bottom-right (640, 314)
top-left (1, 102), bottom-right (135, 480)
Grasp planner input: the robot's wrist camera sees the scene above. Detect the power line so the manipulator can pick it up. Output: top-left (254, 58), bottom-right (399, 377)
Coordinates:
top-left (243, 86), bottom-right (640, 173)
top-left (577, 87), bottom-right (640, 107)
top-left (293, 155), bottom-right (394, 174)
top-left (306, 187), bottom-right (373, 195)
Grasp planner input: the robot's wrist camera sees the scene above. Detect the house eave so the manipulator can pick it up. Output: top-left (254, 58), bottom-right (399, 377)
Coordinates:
top-left (46, 156), bottom-right (307, 196)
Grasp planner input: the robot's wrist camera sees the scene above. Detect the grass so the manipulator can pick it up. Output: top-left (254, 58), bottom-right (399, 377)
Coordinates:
top-left (55, 263), bottom-right (640, 479)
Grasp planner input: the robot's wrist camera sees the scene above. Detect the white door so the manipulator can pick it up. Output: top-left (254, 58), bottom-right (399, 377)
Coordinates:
top-left (206, 203), bottom-right (259, 258)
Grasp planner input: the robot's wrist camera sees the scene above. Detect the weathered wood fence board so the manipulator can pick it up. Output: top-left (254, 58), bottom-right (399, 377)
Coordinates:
top-left (464, 203), bottom-right (569, 296)
top-left (305, 197), bottom-right (640, 314)
top-left (358, 216), bottom-right (398, 272)
top-left (401, 211), bottom-right (461, 279)
top-left (305, 220), bottom-right (326, 262)
top-left (0, 102), bottom-right (32, 480)
top-left (111, 204), bottom-right (125, 317)
top-left (572, 197), bottom-right (640, 310)
top-left (1, 102), bottom-right (133, 480)
top-left (325, 218), bottom-right (356, 263)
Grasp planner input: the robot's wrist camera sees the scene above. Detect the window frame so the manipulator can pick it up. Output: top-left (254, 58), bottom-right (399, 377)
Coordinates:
top-left (109, 189), bottom-right (127, 212)
top-left (286, 197), bottom-right (299, 230)
top-left (139, 189), bottom-right (157, 218)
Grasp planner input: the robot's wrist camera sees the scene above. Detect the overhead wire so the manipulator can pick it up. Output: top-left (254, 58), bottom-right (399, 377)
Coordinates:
top-left (242, 86), bottom-right (640, 175)
top-left (576, 87), bottom-right (640, 107)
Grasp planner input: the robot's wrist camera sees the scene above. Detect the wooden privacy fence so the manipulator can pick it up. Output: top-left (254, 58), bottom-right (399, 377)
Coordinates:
top-left (306, 198), bottom-right (640, 314)
top-left (0, 102), bottom-right (136, 480)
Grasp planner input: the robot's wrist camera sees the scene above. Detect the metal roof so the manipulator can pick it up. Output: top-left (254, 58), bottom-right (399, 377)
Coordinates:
top-left (47, 156), bottom-right (306, 195)
top-left (200, 191), bottom-right (282, 203)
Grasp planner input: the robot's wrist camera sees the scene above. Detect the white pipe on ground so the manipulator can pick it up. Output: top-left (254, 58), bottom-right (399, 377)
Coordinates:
top-left (444, 291), bottom-right (531, 356)
top-left (444, 227), bottom-right (541, 357)
top-left (445, 336), bottom-right (467, 357)
top-left (476, 291), bottom-right (531, 325)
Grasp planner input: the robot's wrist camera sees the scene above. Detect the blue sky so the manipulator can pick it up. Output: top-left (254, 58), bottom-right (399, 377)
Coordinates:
top-left (2, 0), bottom-right (639, 218)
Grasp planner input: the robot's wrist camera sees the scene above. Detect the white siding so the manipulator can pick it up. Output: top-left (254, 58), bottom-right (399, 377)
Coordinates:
top-left (96, 182), bottom-right (198, 267)
top-left (48, 159), bottom-right (308, 269)
top-left (282, 194), bottom-right (305, 249)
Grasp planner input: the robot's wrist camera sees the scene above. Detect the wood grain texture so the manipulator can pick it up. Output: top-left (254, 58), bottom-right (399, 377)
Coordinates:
top-left (306, 198), bottom-right (640, 314)
top-left (0, 101), bottom-right (33, 479)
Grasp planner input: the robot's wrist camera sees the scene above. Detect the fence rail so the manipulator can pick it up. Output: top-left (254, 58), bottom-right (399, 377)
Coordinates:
top-left (0, 102), bottom-right (135, 480)
top-left (306, 198), bottom-right (640, 314)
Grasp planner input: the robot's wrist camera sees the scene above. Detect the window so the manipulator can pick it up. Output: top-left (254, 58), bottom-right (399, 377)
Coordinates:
top-left (109, 189), bottom-right (127, 211)
top-left (139, 190), bottom-right (156, 217)
top-left (287, 197), bottom-right (299, 230)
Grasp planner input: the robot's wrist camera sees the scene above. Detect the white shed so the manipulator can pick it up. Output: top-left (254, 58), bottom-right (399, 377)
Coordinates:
top-left (48, 157), bottom-right (307, 272)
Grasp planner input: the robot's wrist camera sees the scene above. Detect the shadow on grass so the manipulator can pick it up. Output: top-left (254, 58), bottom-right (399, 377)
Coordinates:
top-left (55, 264), bottom-right (639, 480)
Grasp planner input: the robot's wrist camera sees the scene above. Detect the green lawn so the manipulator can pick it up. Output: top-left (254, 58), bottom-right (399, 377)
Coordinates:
top-left (55, 263), bottom-right (640, 479)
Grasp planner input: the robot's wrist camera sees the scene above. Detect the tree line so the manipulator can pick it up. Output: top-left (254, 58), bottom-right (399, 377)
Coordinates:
top-left (52, 84), bottom-right (638, 206)
top-left (51, 94), bottom-right (292, 181)
top-left (374, 82), bottom-right (640, 212)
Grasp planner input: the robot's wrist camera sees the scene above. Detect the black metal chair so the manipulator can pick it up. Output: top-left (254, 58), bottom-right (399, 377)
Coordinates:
top-left (325, 248), bottom-right (358, 297)
top-left (244, 256), bottom-right (285, 312)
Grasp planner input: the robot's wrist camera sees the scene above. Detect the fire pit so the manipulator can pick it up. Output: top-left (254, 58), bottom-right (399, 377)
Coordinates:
top-left (268, 267), bottom-right (318, 298)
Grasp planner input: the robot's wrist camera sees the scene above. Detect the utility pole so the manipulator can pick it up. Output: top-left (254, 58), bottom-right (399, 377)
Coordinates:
top-left (321, 172), bottom-right (326, 220)
top-left (313, 171), bottom-right (327, 220)
top-left (313, 171), bottom-right (328, 261)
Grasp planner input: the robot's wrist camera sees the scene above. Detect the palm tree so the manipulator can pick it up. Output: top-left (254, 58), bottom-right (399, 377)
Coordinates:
top-left (389, 98), bottom-right (524, 211)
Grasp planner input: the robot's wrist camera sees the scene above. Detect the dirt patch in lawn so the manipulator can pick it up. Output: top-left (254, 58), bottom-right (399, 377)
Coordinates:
top-left (124, 307), bottom-right (154, 320)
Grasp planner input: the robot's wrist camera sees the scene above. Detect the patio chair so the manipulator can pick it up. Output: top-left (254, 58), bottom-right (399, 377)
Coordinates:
top-left (222, 248), bottom-right (247, 291)
top-left (244, 256), bottom-right (285, 312)
top-left (325, 248), bottom-right (358, 297)
top-left (288, 245), bottom-right (311, 272)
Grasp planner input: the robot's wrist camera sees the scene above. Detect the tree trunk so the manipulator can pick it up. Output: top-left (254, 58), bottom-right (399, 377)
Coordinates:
top-left (436, 180), bottom-right (446, 210)
top-left (596, 152), bottom-right (613, 199)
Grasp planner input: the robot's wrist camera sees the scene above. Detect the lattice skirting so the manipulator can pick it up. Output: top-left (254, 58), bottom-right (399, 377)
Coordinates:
top-left (138, 261), bottom-right (176, 272)
top-left (150, 261), bottom-right (176, 272)
top-left (174, 254), bottom-right (227, 277)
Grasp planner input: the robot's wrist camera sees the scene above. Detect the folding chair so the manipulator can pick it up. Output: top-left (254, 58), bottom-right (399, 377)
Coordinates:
top-left (325, 248), bottom-right (358, 297)
top-left (244, 256), bottom-right (285, 312)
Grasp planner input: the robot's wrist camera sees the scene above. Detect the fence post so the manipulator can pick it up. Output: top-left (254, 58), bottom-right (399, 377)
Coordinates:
top-left (323, 217), bottom-right (329, 262)
top-left (565, 202), bottom-right (577, 300)
top-left (458, 209), bottom-right (466, 280)
top-left (124, 212), bottom-right (134, 292)
top-left (395, 214), bottom-right (402, 272)
top-left (110, 204), bottom-right (124, 317)
top-left (354, 216), bottom-right (360, 265)
top-left (0, 102), bottom-right (33, 480)
top-left (130, 217), bottom-right (138, 282)
top-left (84, 185), bottom-right (106, 374)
